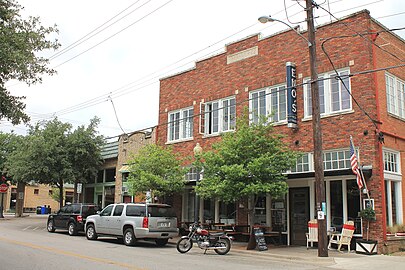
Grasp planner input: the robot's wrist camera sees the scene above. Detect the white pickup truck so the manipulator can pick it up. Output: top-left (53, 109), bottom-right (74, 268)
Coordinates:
top-left (85, 203), bottom-right (178, 246)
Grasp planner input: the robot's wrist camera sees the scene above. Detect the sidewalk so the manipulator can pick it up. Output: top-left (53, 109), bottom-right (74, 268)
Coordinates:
top-left (169, 237), bottom-right (405, 269)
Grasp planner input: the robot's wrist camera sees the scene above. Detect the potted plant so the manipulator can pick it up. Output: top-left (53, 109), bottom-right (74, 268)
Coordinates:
top-left (356, 207), bottom-right (378, 255)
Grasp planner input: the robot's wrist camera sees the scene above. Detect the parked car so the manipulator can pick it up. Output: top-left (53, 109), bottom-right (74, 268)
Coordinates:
top-left (47, 203), bottom-right (100, 236)
top-left (85, 203), bottom-right (178, 246)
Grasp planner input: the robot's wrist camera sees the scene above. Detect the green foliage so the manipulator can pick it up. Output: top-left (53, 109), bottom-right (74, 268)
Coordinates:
top-left (0, 131), bottom-right (23, 179)
top-left (0, 0), bottom-right (60, 124)
top-left (196, 113), bottom-right (298, 203)
top-left (5, 117), bottom-right (103, 207)
top-left (126, 144), bottom-right (186, 198)
top-left (359, 207), bottom-right (376, 221)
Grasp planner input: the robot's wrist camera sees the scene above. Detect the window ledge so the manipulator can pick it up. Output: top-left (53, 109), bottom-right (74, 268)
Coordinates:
top-left (202, 130), bottom-right (235, 139)
top-left (166, 137), bottom-right (194, 145)
top-left (302, 109), bottom-right (354, 122)
top-left (387, 112), bottom-right (405, 122)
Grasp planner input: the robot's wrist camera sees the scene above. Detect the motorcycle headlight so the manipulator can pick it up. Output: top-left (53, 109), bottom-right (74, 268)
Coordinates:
top-left (189, 225), bottom-right (193, 231)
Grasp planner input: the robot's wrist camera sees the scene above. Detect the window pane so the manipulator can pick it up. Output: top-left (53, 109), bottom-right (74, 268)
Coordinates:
top-left (271, 89), bottom-right (278, 122)
top-left (213, 102), bottom-right (219, 133)
top-left (330, 181), bottom-right (343, 232)
top-left (347, 180), bottom-right (361, 234)
top-left (340, 72), bottom-right (350, 110)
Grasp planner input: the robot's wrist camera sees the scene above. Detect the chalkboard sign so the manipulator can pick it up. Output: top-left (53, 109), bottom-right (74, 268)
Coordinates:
top-left (254, 228), bottom-right (268, 251)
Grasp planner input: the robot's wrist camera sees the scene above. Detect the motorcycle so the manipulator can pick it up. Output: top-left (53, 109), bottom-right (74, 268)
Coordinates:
top-left (176, 222), bottom-right (232, 255)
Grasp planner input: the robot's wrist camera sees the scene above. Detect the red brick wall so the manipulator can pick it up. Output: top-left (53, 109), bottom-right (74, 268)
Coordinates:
top-left (157, 10), bottom-right (405, 248)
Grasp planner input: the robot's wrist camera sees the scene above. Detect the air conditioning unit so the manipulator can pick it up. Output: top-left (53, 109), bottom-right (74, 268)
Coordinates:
top-left (122, 186), bottom-right (129, 193)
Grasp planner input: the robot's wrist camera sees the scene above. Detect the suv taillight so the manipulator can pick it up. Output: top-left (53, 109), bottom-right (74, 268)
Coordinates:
top-left (77, 215), bottom-right (83, 223)
top-left (142, 217), bottom-right (148, 228)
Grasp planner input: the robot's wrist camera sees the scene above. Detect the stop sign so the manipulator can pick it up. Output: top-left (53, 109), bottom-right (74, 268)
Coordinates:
top-left (0, 184), bottom-right (8, 193)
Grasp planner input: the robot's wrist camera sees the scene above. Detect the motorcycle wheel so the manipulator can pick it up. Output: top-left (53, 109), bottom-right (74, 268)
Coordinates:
top-left (176, 237), bottom-right (193, 253)
top-left (214, 238), bottom-right (231, 255)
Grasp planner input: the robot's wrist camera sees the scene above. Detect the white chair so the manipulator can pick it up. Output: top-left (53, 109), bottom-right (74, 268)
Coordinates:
top-left (306, 219), bottom-right (318, 249)
top-left (328, 221), bottom-right (355, 252)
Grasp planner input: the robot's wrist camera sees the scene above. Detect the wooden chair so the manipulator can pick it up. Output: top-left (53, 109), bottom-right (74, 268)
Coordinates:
top-left (328, 221), bottom-right (355, 252)
top-left (306, 219), bottom-right (318, 249)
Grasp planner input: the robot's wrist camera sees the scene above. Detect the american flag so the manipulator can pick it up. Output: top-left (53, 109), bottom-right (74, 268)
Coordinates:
top-left (350, 136), bottom-right (363, 189)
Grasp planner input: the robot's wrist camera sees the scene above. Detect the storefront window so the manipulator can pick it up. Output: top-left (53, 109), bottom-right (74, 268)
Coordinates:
top-left (271, 198), bottom-right (286, 232)
top-left (330, 180), bottom-right (343, 231)
top-left (254, 196), bottom-right (267, 225)
top-left (105, 168), bottom-right (116, 182)
top-left (203, 199), bottom-right (215, 223)
top-left (346, 180), bottom-right (361, 234)
top-left (183, 189), bottom-right (195, 222)
top-left (219, 201), bottom-right (236, 224)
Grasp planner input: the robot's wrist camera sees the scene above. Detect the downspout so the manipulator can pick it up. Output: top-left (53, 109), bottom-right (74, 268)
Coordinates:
top-left (371, 31), bottom-right (387, 243)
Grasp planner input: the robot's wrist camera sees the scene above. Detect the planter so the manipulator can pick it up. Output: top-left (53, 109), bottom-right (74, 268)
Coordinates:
top-left (356, 239), bottom-right (378, 255)
top-left (395, 232), bottom-right (405, 237)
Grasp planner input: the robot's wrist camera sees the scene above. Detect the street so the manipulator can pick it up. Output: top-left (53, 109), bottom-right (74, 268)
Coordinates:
top-left (0, 215), bottom-right (332, 270)
top-left (1, 215), bottom-right (405, 270)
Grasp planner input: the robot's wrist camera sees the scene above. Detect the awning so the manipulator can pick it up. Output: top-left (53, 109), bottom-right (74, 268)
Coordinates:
top-left (119, 165), bottom-right (130, 173)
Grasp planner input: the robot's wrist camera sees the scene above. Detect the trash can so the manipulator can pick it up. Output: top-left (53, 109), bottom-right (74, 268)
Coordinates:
top-left (36, 206), bottom-right (42, 214)
top-left (41, 206), bottom-right (46, 214)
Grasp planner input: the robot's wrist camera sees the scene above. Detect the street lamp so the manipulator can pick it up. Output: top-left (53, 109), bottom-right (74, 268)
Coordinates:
top-left (193, 143), bottom-right (203, 223)
top-left (258, 15), bottom-right (312, 47)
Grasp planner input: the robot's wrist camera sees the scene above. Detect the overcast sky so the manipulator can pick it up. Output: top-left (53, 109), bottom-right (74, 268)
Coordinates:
top-left (2, 0), bottom-right (404, 139)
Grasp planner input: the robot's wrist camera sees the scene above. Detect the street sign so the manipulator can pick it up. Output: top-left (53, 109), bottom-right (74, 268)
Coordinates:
top-left (77, 183), bottom-right (82, 194)
top-left (0, 184), bottom-right (8, 193)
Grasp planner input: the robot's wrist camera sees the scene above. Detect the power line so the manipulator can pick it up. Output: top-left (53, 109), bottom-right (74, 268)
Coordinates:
top-left (49, 0), bottom-right (144, 60)
top-left (53, 0), bottom-right (174, 68)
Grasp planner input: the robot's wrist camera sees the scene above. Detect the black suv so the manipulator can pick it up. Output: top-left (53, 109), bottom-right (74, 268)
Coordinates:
top-left (47, 203), bottom-right (100, 236)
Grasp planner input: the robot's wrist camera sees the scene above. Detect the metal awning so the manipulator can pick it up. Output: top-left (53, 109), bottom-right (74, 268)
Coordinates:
top-left (119, 165), bottom-right (130, 173)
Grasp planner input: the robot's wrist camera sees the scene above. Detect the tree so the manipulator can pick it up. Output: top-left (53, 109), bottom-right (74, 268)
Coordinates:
top-left (196, 114), bottom-right (298, 249)
top-left (6, 118), bottom-right (103, 211)
top-left (127, 144), bottom-right (186, 203)
top-left (68, 117), bottom-right (104, 202)
top-left (0, 0), bottom-right (60, 125)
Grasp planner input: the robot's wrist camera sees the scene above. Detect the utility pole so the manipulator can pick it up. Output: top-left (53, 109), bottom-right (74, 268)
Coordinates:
top-left (305, 0), bottom-right (328, 257)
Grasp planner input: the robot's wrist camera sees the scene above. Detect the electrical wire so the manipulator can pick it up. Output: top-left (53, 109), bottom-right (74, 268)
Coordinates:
top-left (53, 0), bottom-right (174, 68)
top-left (108, 96), bottom-right (127, 135)
top-left (49, 0), bottom-right (144, 60)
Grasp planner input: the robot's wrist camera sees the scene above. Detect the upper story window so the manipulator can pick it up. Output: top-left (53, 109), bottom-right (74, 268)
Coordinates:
top-left (204, 97), bottom-right (235, 135)
top-left (384, 149), bottom-right (400, 174)
top-left (386, 73), bottom-right (405, 120)
top-left (184, 167), bottom-right (197, 182)
top-left (167, 107), bottom-right (193, 142)
top-left (290, 149), bottom-right (352, 173)
top-left (291, 153), bottom-right (311, 173)
top-left (304, 69), bottom-right (351, 118)
top-left (250, 84), bottom-right (287, 124)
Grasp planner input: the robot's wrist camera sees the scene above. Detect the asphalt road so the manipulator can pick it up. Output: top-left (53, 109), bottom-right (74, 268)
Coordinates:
top-left (0, 215), bottom-right (333, 270)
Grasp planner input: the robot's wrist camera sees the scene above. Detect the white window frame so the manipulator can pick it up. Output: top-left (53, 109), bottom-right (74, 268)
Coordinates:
top-left (386, 72), bottom-right (405, 119)
top-left (167, 107), bottom-right (193, 142)
top-left (383, 148), bottom-right (403, 226)
top-left (249, 84), bottom-right (287, 124)
top-left (204, 97), bottom-right (236, 135)
top-left (304, 68), bottom-right (352, 118)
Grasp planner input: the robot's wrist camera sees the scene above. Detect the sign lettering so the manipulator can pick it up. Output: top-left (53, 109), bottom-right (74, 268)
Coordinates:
top-left (286, 62), bottom-right (298, 128)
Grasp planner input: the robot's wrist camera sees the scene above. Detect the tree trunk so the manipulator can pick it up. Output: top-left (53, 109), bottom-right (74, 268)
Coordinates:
top-left (15, 182), bottom-right (26, 217)
top-left (246, 196), bottom-right (257, 250)
top-left (59, 181), bottom-right (64, 208)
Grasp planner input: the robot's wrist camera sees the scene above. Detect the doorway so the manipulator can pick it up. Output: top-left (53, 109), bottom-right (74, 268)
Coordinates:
top-left (289, 187), bottom-right (310, 245)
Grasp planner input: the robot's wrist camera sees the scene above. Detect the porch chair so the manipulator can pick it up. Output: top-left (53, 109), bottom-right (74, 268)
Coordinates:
top-left (306, 219), bottom-right (318, 249)
top-left (328, 220), bottom-right (355, 253)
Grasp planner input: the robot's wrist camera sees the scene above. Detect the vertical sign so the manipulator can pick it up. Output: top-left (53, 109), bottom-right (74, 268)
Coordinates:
top-left (286, 62), bottom-right (297, 128)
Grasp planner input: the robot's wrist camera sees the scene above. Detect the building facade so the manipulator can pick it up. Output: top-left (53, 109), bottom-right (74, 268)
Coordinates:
top-left (83, 128), bottom-right (156, 207)
top-left (157, 10), bottom-right (405, 251)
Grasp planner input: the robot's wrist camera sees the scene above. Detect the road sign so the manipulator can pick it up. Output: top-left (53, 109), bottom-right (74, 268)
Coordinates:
top-left (77, 183), bottom-right (82, 194)
top-left (0, 184), bottom-right (8, 193)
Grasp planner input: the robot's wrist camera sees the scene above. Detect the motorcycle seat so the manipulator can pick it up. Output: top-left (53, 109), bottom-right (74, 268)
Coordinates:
top-left (209, 232), bottom-right (226, 237)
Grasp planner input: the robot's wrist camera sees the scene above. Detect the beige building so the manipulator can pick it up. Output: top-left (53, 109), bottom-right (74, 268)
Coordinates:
top-left (3, 183), bottom-right (74, 213)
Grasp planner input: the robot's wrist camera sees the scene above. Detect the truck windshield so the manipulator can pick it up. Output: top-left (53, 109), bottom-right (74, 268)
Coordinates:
top-left (147, 206), bottom-right (176, 217)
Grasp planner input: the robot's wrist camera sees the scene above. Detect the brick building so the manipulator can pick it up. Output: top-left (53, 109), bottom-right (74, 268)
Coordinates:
top-left (83, 128), bottom-right (156, 207)
top-left (157, 10), bottom-right (405, 252)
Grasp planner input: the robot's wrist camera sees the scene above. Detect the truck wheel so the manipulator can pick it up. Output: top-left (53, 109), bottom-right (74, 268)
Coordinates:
top-left (47, 220), bottom-right (55, 233)
top-left (123, 228), bottom-right (136, 246)
top-left (86, 224), bottom-right (98, 240)
top-left (68, 222), bottom-right (78, 236)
